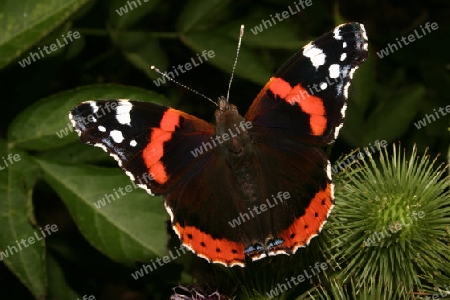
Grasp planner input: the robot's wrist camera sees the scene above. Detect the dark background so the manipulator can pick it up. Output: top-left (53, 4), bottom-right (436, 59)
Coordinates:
top-left (0, 0), bottom-right (449, 299)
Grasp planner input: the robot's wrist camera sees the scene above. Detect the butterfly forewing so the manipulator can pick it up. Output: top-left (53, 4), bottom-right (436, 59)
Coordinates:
top-left (245, 22), bottom-right (368, 146)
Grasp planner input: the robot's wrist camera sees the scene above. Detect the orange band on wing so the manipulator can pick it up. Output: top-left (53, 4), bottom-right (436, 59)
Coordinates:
top-left (142, 109), bottom-right (180, 184)
top-left (268, 77), bottom-right (327, 136)
top-left (173, 222), bottom-right (245, 267)
top-left (278, 183), bottom-right (334, 252)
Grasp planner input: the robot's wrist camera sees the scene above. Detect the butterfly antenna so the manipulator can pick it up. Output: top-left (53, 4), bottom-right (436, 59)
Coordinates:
top-left (150, 66), bottom-right (218, 107)
top-left (226, 25), bottom-right (245, 102)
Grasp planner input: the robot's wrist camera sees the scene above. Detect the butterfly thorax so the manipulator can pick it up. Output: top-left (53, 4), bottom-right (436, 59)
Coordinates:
top-left (214, 97), bottom-right (251, 159)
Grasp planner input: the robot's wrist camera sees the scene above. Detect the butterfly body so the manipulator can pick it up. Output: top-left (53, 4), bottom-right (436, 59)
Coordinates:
top-left (70, 22), bottom-right (368, 267)
top-left (214, 97), bottom-right (250, 158)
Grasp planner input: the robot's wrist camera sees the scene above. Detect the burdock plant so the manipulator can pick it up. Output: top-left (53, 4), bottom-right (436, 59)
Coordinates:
top-left (305, 144), bottom-right (450, 299)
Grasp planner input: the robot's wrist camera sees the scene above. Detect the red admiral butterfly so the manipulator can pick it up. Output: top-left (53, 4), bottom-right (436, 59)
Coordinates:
top-left (70, 23), bottom-right (368, 267)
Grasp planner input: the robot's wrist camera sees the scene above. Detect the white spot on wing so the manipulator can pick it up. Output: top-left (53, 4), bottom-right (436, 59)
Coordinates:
top-left (329, 64), bottom-right (340, 79)
top-left (320, 82), bottom-right (327, 90)
top-left (343, 42), bottom-right (347, 48)
top-left (98, 125), bottom-right (106, 132)
top-left (303, 43), bottom-right (326, 68)
top-left (326, 161), bottom-right (332, 181)
top-left (137, 183), bottom-right (153, 195)
top-left (68, 112), bottom-right (75, 125)
top-left (233, 261), bottom-right (246, 267)
top-left (333, 27), bottom-right (342, 40)
top-left (94, 143), bottom-right (108, 153)
top-left (340, 53), bottom-right (347, 61)
top-left (341, 104), bottom-right (347, 118)
top-left (116, 101), bottom-right (133, 126)
top-left (328, 202), bottom-right (335, 218)
top-left (343, 81), bottom-right (351, 98)
top-left (305, 233), bottom-right (318, 245)
top-left (317, 222), bottom-right (327, 233)
top-left (130, 140), bottom-right (137, 147)
top-left (252, 253), bottom-right (268, 260)
top-left (267, 249), bottom-right (289, 257)
top-left (334, 123), bottom-right (344, 140)
top-left (89, 101), bottom-right (99, 114)
top-left (196, 253), bottom-right (212, 263)
top-left (94, 142), bottom-right (123, 167)
top-left (68, 113), bottom-right (81, 136)
top-left (349, 68), bottom-right (357, 79)
top-left (164, 202), bottom-right (175, 222)
top-left (125, 171), bottom-right (135, 181)
top-left (110, 130), bottom-right (124, 143)
top-left (360, 24), bottom-right (368, 41)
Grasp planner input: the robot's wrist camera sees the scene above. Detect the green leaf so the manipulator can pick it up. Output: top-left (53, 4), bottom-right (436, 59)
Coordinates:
top-left (333, 2), bottom-right (346, 26)
top-left (47, 254), bottom-right (80, 299)
top-left (35, 159), bottom-right (169, 264)
top-left (8, 84), bottom-right (169, 151)
top-left (349, 52), bottom-right (376, 114)
top-left (0, 140), bottom-right (46, 298)
top-left (36, 142), bottom-right (113, 165)
top-left (0, 0), bottom-right (92, 69)
top-left (363, 85), bottom-right (425, 143)
top-left (111, 31), bottom-right (168, 79)
top-left (340, 104), bottom-right (366, 146)
top-left (182, 33), bottom-right (272, 85)
top-left (177, 0), bottom-right (231, 32)
top-left (108, 0), bottom-right (160, 29)
top-left (340, 58), bottom-right (376, 146)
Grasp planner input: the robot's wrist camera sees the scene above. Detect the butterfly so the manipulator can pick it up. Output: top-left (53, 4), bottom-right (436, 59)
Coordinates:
top-left (69, 22), bottom-right (368, 267)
